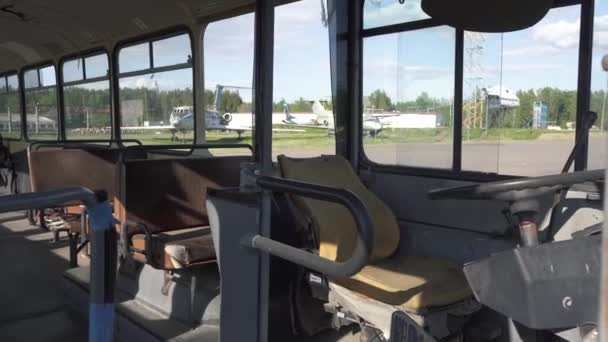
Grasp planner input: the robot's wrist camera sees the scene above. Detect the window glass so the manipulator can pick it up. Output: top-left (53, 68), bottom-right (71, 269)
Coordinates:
top-left (462, 6), bottom-right (580, 176)
top-left (590, 1), bottom-right (608, 170)
top-left (62, 59), bottom-right (84, 83)
top-left (0, 76), bottom-right (6, 93)
top-left (119, 69), bottom-right (193, 143)
top-left (272, 0), bottom-right (334, 158)
top-left (152, 34), bottom-right (192, 68)
top-left (204, 13), bottom-right (254, 151)
top-left (39, 66), bottom-right (56, 86)
top-left (0, 74), bottom-right (21, 139)
top-left (84, 54), bottom-right (109, 79)
top-left (6, 75), bottom-right (17, 91)
top-left (23, 69), bottom-right (38, 89)
top-left (24, 65), bottom-right (58, 140)
top-left (119, 43), bottom-right (150, 73)
top-left (363, 26), bottom-right (455, 169)
top-left (63, 53), bottom-right (112, 140)
top-left (364, 0), bottom-right (430, 29)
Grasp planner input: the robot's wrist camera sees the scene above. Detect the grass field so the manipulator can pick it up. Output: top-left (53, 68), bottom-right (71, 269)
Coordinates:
top-left (47, 126), bottom-right (607, 150)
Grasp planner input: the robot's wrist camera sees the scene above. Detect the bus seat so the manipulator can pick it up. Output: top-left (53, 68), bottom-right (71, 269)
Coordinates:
top-left (116, 155), bottom-right (250, 270)
top-left (277, 155), bottom-right (475, 337)
top-left (131, 227), bottom-right (216, 269)
top-left (28, 148), bottom-right (126, 243)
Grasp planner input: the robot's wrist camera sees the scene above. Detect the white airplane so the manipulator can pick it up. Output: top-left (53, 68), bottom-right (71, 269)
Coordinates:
top-left (281, 103), bottom-right (318, 126)
top-left (166, 105), bottom-right (253, 141)
top-left (303, 100), bottom-right (398, 138)
top-left (122, 85), bottom-right (257, 141)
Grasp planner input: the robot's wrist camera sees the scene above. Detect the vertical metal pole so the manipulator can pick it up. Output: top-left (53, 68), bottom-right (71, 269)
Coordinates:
top-left (35, 105), bottom-right (39, 134)
top-left (453, 29), bottom-right (464, 171)
top-left (574, 0), bottom-right (594, 171)
top-left (18, 72), bottom-right (26, 139)
top-left (193, 27), bottom-right (206, 144)
top-left (349, 0), bottom-right (362, 168)
top-left (87, 198), bottom-right (116, 342)
top-left (7, 106), bottom-right (11, 133)
top-left (109, 46), bottom-right (121, 141)
top-left (57, 65), bottom-right (66, 141)
top-left (253, 1), bottom-right (274, 341)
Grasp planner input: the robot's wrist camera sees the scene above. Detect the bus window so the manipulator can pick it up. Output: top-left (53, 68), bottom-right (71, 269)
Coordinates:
top-left (152, 35), bottom-right (192, 68)
top-left (24, 65), bottom-right (59, 140)
top-left (0, 74), bottom-right (21, 139)
top-left (363, 0), bottom-right (430, 29)
top-left (119, 42), bottom-right (150, 74)
top-left (590, 0), bottom-right (608, 170)
top-left (461, 6), bottom-right (580, 176)
top-left (62, 53), bottom-right (111, 140)
top-left (362, 26), bottom-right (455, 169)
top-left (204, 13), bottom-right (254, 149)
top-left (118, 33), bottom-right (194, 144)
top-left (272, 0), bottom-right (334, 159)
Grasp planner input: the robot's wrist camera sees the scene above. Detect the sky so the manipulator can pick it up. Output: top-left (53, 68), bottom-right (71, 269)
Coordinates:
top-left (62, 0), bottom-right (608, 107)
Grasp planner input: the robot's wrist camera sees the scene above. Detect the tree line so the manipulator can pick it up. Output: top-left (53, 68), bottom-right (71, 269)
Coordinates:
top-left (1, 86), bottom-right (607, 130)
top-left (367, 88), bottom-right (608, 129)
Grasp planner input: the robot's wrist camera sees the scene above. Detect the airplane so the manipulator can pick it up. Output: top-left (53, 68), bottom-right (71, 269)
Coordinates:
top-left (165, 85), bottom-right (304, 141)
top-left (122, 84), bottom-right (257, 141)
top-left (281, 103), bottom-right (318, 126)
top-left (283, 99), bottom-right (397, 138)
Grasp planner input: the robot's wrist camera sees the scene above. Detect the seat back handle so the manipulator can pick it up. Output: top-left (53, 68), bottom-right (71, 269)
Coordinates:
top-left (241, 175), bottom-right (374, 278)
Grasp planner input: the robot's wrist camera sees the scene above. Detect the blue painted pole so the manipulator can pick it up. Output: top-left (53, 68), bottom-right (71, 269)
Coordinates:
top-left (87, 199), bottom-right (116, 342)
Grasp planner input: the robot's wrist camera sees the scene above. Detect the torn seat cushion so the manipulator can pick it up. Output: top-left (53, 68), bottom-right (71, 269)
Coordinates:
top-left (131, 226), bottom-right (216, 269)
top-left (336, 255), bottom-right (472, 312)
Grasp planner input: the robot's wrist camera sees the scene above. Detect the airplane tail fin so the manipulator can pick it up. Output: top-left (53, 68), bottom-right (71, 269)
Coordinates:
top-left (311, 100), bottom-right (326, 116)
top-left (312, 100), bottom-right (333, 127)
top-left (283, 103), bottom-right (295, 120)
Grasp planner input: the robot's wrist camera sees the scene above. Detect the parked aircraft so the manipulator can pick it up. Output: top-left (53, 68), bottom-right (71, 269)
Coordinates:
top-left (309, 100), bottom-right (397, 137)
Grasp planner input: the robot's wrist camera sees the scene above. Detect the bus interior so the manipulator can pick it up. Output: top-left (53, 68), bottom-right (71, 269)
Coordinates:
top-left (0, 0), bottom-right (605, 341)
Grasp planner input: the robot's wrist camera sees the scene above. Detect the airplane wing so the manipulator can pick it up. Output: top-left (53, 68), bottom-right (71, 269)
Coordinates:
top-left (220, 124), bottom-right (305, 133)
top-left (368, 113), bottom-right (401, 119)
top-left (120, 125), bottom-right (175, 131)
top-left (279, 123), bottom-right (330, 130)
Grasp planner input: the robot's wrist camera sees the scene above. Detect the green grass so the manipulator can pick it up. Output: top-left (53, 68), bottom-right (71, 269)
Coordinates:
top-left (54, 126), bottom-right (583, 150)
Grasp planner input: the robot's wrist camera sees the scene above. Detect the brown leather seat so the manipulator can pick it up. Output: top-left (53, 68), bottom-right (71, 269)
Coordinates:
top-left (277, 155), bottom-right (472, 313)
top-left (116, 155), bottom-right (251, 270)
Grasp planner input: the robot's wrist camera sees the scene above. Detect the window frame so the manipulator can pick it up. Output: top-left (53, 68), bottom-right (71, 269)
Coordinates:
top-left (59, 48), bottom-right (112, 141)
top-left (357, 0), bottom-right (591, 181)
top-left (0, 71), bottom-right (23, 140)
top-left (113, 27), bottom-right (196, 142)
top-left (21, 61), bottom-right (60, 141)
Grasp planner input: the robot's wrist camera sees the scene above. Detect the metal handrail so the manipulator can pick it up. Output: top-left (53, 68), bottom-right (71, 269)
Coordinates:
top-left (29, 139), bottom-right (143, 151)
top-left (242, 175), bottom-right (374, 278)
top-left (124, 143), bottom-right (254, 157)
top-left (0, 187), bottom-right (116, 342)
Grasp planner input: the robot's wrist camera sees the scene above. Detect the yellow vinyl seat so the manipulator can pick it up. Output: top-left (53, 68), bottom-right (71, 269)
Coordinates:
top-left (277, 155), bottom-right (473, 313)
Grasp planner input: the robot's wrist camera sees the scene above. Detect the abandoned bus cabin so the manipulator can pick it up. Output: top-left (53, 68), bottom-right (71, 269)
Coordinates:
top-left (0, 0), bottom-right (605, 341)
